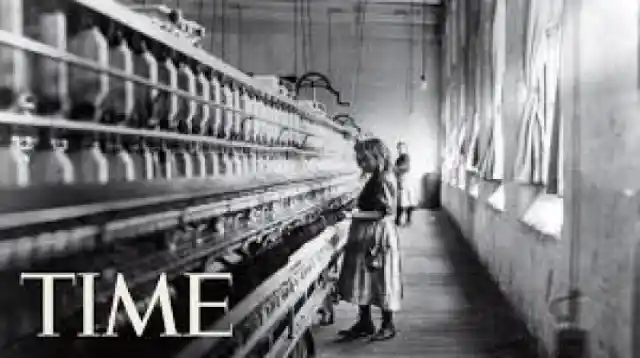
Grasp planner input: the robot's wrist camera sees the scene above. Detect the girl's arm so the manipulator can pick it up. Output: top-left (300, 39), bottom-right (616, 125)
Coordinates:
top-left (350, 210), bottom-right (384, 220)
top-left (380, 175), bottom-right (396, 216)
top-left (346, 174), bottom-right (396, 220)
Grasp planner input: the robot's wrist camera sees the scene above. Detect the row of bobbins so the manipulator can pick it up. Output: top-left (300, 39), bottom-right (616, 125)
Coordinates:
top-left (0, 0), bottom-right (339, 188)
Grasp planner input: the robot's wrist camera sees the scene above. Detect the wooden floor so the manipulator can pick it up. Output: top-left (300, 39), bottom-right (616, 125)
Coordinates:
top-left (313, 210), bottom-right (539, 358)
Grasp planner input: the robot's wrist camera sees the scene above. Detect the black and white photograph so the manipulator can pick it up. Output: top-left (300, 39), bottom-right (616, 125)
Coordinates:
top-left (0, 0), bottom-right (628, 357)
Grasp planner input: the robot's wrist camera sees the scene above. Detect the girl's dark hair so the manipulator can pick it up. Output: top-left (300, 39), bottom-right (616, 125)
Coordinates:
top-left (354, 138), bottom-right (391, 173)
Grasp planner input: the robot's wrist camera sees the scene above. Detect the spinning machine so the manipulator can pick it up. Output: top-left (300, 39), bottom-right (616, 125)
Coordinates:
top-left (0, 1), bottom-right (362, 357)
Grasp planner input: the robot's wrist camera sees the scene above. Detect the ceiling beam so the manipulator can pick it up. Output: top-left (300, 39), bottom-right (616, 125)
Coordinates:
top-left (189, 12), bottom-right (441, 26)
top-left (232, 29), bottom-right (443, 42)
top-left (219, 0), bottom-right (442, 7)
top-left (171, 0), bottom-right (444, 25)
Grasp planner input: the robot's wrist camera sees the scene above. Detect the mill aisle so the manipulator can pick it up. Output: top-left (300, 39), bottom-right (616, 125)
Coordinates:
top-left (313, 210), bottom-right (540, 358)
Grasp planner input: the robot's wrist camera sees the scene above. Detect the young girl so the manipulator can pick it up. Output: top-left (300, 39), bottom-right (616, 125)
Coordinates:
top-left (394, 141), bottom-right (415, 226)
top-left (336, 138), bottom-right (403, 341)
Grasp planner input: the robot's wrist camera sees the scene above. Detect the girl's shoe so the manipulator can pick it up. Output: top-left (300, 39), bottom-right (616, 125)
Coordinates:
top-left (337, 320), bottom-right (376, 338)
top-left (370, 324), bottom-right (396, 341)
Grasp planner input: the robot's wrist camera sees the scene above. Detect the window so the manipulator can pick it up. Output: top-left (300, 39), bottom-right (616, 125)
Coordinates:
top-left (479, 0), bottom-right (506, 182)
top-left (467, 13), bottom-right (493, 199)
top-left (446, 8), bottom-right (453, 79)
top-left (443, 91), bottom-right (468, 189)
top-left (451, 0), bottom-right (458, 66)
top-left (544, 23), bottom-right (563, 196)
top-left (445, 86), bottom-right (460, 186)
top-left (454, 119), bottom-right (468, 189)
top-left (456, 84), bottom-right (467, 188)
top-left (516, 0), bottom-right (564, 238)
top-left (442, 89), bottom-right (453, 184)
top-left (458, 0), bottom-right (466, 55)
top-left (514, 0), bottom-right (564, 196)
top-left (464, 112), bottom-right (480, 172)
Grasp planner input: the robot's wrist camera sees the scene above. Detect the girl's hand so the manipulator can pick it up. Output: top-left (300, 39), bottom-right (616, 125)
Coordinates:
top-left (351, 210), bottom-right (382, 220)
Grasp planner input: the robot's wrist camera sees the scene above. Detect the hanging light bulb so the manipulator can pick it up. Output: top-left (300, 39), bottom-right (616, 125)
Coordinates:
top-left (419, 0), bottom-right (428, 92)
top-left (419, 74), bottom-right (428, 91)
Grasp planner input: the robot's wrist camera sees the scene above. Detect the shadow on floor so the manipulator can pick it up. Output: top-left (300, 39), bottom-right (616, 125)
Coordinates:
top-left (433, 210), bottom-right (543, 358)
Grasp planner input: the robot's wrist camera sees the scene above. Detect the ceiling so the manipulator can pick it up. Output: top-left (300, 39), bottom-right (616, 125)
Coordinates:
top-left (142, 0), bottom-right (444, 26)
top-left (127, 0), bottom-right (445, 43)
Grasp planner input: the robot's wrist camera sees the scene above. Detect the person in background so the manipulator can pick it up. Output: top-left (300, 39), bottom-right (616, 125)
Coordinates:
top-left (394, 141), bottom-right (414, 226)
top-left (336, 138), bottom-right (403, 342)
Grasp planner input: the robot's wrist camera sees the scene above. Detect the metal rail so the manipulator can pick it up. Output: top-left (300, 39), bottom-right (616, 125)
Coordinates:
top-left (0, 173), bottom-right (359, 271)
top-left (0, 31), bottom-right (316, 137)
top-left (176, 219), bottom-right (350, 358)
top-left (0, 171), bottom-right (357, 230)
top-left (51, 194), bottom-right (355, 320)
top-left (0, 111), bottom-right (313, 153)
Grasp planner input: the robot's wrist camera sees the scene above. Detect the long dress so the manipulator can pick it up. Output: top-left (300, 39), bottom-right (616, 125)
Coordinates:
top-left (395, 153), bottom-right (416, 208)
top-left (337, 171), bottom-right (403, 312)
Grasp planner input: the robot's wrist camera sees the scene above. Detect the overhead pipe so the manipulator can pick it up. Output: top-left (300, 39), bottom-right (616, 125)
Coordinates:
top-left (332, 113), bottom-right (356, 127)
top-left (332, 114), bottom-right (365, 140)
top-left (281, 71), bottom-right (351, 107)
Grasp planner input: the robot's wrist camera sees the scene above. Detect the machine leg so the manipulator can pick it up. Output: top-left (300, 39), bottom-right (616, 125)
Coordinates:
top-left (289, 330), bottom-right (315, 358)
top-left (318, 293), bottom-right (335, 326)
